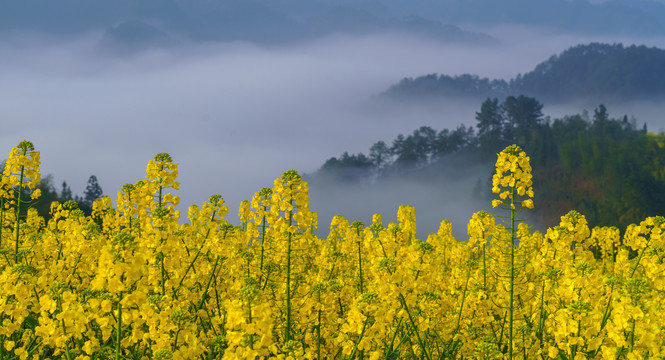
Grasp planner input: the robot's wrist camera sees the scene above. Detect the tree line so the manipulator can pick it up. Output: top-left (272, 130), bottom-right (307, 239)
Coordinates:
top-left (310, 95), bottom-right (665, 229)
top-left (22, 174), bottom-right (103, 220)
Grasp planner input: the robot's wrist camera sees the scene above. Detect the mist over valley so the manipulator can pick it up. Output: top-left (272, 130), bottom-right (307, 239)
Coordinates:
top-left (3, 0), bottom-right (665, 238)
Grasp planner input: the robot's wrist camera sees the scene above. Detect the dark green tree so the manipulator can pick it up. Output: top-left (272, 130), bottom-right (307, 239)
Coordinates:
top-left (476, 97), bottom-right (506, 156)
top-left (369, 141), bottom-right (391, 171)
top-left (432, 129), bottom-right (453, 158)
top-left (60, 181), bottom-right (73, 201)
top-left (391, 134), bottom-right (420, 169)
top-left (503, 95), bottom-right (543, 147)
top-left (319, 152), bottom-right (373, 182)
top-left (33, 174), bottom-right (60, 221)
top-left (81, 175), bottom-right (103, 215)
top-left (84, 175), bottom-right (103, 204)
top-left (412, 126), bottom-right (437, 163)
top-left (447, 124), bottom-right (476, 152)
top-left (592, 104), bottom-right (609, 135)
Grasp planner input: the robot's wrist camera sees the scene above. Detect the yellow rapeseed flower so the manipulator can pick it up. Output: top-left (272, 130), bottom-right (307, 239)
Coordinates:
top-left (491, 145), bottom-right (534, 210)
top-left (2, 140), bottom-right (41, 190)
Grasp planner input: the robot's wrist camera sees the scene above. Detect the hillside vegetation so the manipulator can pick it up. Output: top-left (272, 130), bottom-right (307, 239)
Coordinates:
top-left (383, 43), bottom-right (665, 102)
top-left (309, 96), bottom-right (665, 230)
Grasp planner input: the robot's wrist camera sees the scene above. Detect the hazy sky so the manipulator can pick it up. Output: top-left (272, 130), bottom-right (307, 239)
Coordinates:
top-left (3, 27), bottom-right (664, 237)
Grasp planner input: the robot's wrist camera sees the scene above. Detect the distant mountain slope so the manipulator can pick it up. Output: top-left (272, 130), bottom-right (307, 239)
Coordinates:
top-left (0, 0), bottom-right (495, 46)
top-left (324, 0), bottom-right (665, 36)
top-left (382, 43), bottom-right (665, 103)
top-left (98, 20), bottom-right (180, 53)
top-left (304, 7), bottom-right (495, 44)
top-left (1, 0), bottom-right (664, 46)
top-left (383, 74), bottom-right (511, 100)
top-left (514, 43), bottom-right (665, 101)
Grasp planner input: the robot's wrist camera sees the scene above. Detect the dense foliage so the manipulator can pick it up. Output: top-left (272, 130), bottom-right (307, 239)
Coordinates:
top-left (311, 97), bottom-right (665, 230)
top-left (383, 43), bottom-right (665, 102)
top-left (0, 141), bottom-right (664, 360)
top-left (1, 141), bottom-right (663, 360)
top-left (381, 74), bottom-right (509, 100)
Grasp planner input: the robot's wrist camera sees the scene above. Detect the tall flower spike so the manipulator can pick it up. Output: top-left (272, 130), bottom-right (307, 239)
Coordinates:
top-left (3, 140), bottom-right (41, 190)
top-left (146, 152), bottom-right (180, 210)
top-left (491, 145), bottom-right (534, 209)
top-left (146, 152), bottom-right (180, 191)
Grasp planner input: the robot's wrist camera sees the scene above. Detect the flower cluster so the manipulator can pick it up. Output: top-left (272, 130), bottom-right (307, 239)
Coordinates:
top-left (0, 142), bottom-right (662, 360)
top-left (492, 144), bottom-right (534, 209)
top-left (2, 140), bottom-right (41, 190)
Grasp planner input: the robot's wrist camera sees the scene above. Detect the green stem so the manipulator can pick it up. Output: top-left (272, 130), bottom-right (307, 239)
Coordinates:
top-left (571, 318), bottom-right (581, 360)
top-left (56, 242), bottom-right (64, 263)
top-left (25, 339), bottom-right (41, 360)
top-left (157, 179), bottom-right (168, 296)
top-left (509, 186), bottom-right (516, 360)
top-left (497, 310), bottom-right (507, 350)
top-left (246, 255), bottom-right (253, 332)
top-left (262, 269), bottom-right (272, 291)
top-left (317, 290), bottom-right (322, 360)
top-left (0, 197), bottom-right (5, 250)
top-left (192, 256), bottom-right (221, 324)
top-left (537, 279), bottom-right (546, 344)
top-left (522, 332), bottom-right (527, 360)
top-left (450, 265), bottom-right (471, 341)
top-left (357, 238), bottom-right (364, 294)
top-left (628, 319), bottom-right (636, 352)
top-left (174, 210), bottom-right (216, 298)
top-left (629, 240), bottom-right (650, 278)
top-left (600, 295), bottom-right (614, 331)
top-left (327, 257), bottom-right (338, 281)
top-left (413, 256), bottom-right (424, 282)
top-left (376, 237), bottom-right (388, 258)
top-left (247, 297), bottom-right (254, 348)
top-left (347, 316), bottom-right (370, 360)
top-left (126, 190), bottom-right (133, 233)
top-left (285, 202), bottom-right (293, 343)
top-left (14, 165), bottom-right (25, 263)
top-left (116, 292), bottom-right (123, 360)
top-left (213, 275), bottom-right (223, 319)
top-left (483, 239), bottom-right (487, 289)
top-left (57, 296), bottom-right (74, 360)
top-left (260, 211), bottom-right (266, 272)
top-left (161, 254), bottom-right (166, 296)
top-left (384, 318), bottom-right (403, 360)
top-left (398, 293), bottom-right (432, 360)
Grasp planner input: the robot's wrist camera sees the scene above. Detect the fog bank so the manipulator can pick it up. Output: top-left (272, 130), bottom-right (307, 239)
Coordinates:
top-left (2, 28), bottom-right (664, 237)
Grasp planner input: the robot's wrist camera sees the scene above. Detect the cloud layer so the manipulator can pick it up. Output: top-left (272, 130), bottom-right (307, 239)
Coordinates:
top-left (2, 28), bottom-right (664, 237)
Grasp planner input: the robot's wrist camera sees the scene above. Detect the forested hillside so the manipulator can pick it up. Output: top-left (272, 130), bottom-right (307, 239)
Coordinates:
top-left (308, 96), bottom-right (665, 230)
top-left (383, 43), bottom-right (665, 102)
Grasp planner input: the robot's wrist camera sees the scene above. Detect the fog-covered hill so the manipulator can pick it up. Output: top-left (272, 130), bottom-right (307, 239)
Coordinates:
top-left (307, 98), bottom-right (665, 232)
top-left (382, 43), bottom-right (665, 103)
top-left (2, 0), bottom-right (665, 49)
top-left (320, 0), bottom-right (665, 36)
top-left (0, 0), bottom-right (494, 48)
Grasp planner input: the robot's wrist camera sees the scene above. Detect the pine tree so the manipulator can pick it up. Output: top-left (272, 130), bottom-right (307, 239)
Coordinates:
top-left (81, 175), bottom-right (103, 215)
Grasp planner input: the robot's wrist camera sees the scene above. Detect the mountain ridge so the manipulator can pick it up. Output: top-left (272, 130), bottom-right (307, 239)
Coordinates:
top-left (382, 43), bottom-right (665, 103)
top-left (1, 0), bottom-right (665, 48)
top-left (0, 0), bottom-right (496, 47)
